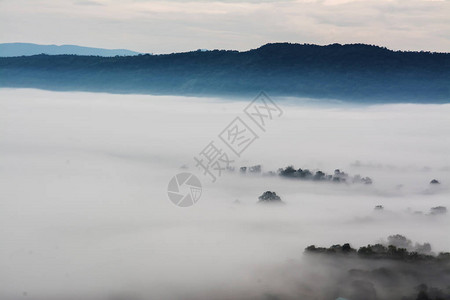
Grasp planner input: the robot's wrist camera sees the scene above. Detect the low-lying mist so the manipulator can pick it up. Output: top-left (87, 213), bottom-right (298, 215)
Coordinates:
top-left (0, 89), bottom-right (449, 300)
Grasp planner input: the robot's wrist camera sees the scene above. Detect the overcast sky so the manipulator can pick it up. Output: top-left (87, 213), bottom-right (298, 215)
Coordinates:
top-left (0, 0), bottom-right (449, 53)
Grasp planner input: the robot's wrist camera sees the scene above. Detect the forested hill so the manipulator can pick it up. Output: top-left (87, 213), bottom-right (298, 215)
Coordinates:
top-left (1, 43), bottom-right (449, 102)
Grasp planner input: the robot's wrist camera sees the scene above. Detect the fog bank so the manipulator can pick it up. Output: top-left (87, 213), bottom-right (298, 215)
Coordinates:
top-left (0, 89), bottom-right (449, 300)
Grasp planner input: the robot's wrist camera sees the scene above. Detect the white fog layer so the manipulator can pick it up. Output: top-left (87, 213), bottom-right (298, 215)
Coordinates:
top-left (0, 89), bottom-right (449, 300)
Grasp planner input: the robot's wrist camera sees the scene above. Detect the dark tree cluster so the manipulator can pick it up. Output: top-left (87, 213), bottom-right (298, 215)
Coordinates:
top-left (429, 206), bottom-right (447, 215)
top-left (305, 243), bottom-right (356, 255)
top-left (405, 206), bottom-right (448, 216)
top-left (277, 166), bottom-right (373, 184)
top-left (305, 235), bottom-right (449, 262)
top-left (258, 191), bottom-right (282, 203)
top-left (304, 236), bottom-right (450, 299)
top-left (414, 284), bottom-right (450, 300)
top-left (374, 205), bottom-right (447, 218)
top-left (239, 164), bottom-right (262, 174)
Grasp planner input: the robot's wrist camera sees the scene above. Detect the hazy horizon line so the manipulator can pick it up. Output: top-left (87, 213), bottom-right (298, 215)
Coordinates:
top-left (2, 41), bottom-right (449, 56)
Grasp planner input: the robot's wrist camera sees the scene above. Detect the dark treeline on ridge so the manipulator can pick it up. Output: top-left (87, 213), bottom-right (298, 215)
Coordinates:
top-left (302, 235), bottom-right (450, 300)
top-left (1, 43), bottom-right (449, 102)
top-left (305, 235), bottom-right (450, 261)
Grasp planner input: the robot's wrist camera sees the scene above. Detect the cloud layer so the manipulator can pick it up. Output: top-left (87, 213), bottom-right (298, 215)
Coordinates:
top-left (0, 0), bottom-right (449, 53)
top-left (0, 89), bottom-right (449, 299)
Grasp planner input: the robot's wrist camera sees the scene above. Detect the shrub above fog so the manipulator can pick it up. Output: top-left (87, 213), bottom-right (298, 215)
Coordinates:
top-left (258, 191), bottom-right (283, 204)
top-left (429, 206), bottom-right (447, 215)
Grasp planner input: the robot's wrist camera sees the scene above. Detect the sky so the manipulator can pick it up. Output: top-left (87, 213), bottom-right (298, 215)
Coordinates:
top-left (0, 0), bottom-right (449, 53)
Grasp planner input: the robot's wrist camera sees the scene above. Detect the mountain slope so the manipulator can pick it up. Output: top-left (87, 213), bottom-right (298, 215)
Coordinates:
top-left (0, 43), bottom-right (448, 102)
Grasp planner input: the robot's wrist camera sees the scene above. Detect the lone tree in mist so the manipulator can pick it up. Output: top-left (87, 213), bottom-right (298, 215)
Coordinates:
top-left (374, 205), bottom-right (384, 211)
top-left (387, 234), bottom-right (412, 250)
top-left (258, 191), bottom-right (282, 203)
top-left (430, 206), bottom-right (447, 215)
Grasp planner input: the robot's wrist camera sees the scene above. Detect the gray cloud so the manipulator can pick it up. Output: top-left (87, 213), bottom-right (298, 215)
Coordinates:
top-left (75, 0), bottom-right (105, 6)
top-left (0, 0), bottom-right (449, 53)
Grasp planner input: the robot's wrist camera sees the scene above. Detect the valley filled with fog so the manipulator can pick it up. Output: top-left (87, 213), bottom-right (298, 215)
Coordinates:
top-left (1, 89), bottom-right (449, 300)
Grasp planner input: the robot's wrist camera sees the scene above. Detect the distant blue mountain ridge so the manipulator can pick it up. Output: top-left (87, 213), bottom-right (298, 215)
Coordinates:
top-left (0, 43), bottom-right (141, 57)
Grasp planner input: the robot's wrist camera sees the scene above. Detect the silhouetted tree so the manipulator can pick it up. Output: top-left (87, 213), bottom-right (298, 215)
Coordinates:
top-left (258, 191), bottom-right (282, 203)
top-left (249, 165), bottom-right (261, 173)
top-left (374, 205), bottom-right (384, 211)
top-left (430, 206), bottom-right (447, 215)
